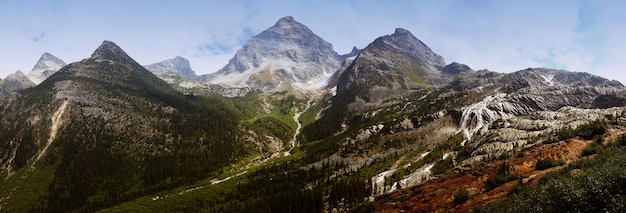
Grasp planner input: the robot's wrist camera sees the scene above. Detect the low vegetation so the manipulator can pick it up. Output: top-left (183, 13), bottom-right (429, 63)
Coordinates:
top-left (485, 163), bottom-right (517, 190)
top-left (556, 119), bottom-right (608, 141)
top-left (535, 157), bottom-right (563, 170)
top-left (479, 121), bottom-right (626, 212)
top-left (482, 144), bottom-right (626, 212)
top-left (453, 189), bottom-right (471, 205)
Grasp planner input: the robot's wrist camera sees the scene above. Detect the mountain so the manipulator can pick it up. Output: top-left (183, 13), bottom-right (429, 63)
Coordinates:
top-left (375, 28), bottom-right (446, 73)
top-left (298, 26), bottom-right (626, 212)
top-left (144, 56), bottom-right (197, 79)
top-left (0, 70), bottom-right (35, 99)
top-left (451, 68), bottom-right (624, 143)
top-left (206, 16), bottom-right (342, 91)
top-left (442, 62), bottom-right (475, 75)
top-left (26, 52), bottom-right (66, 85)
top-left (334, 28), bottom-right (446, 107)
top-left (340, 46), bottom-right (361, 60)
top-left (0, 41), bottom-right (249, 212)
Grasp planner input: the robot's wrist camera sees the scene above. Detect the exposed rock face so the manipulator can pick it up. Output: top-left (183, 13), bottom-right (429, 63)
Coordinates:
top-left (500, 68), bottom-right (623, 93)
top-left (27, 52), bottom-right (66, 85)
top-left (0, 70), bottom-right (35, 99)
top-left (144, 56), bottom-right (197, 79)
top-left (377, 28), bottom-right (445, 73)
top-left (458, 68), bottom-right (625, 131)
top-left (207, 16), bottom-right (342, 91)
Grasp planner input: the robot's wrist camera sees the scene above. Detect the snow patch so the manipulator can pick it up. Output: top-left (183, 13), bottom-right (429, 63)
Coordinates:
top-left (541, 74), bottom-right (555, 86)
top-left (442, 152), bottom-right (454, 160)
top-left (398, 164), bottom-right (434, 189)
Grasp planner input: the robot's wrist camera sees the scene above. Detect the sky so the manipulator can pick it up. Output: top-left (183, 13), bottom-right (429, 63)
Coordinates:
top-left (1, 0), bottom-right (625, 84)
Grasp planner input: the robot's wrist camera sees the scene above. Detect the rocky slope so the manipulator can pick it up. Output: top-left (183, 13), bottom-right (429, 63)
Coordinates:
top-left (205, 16), bottom-right (342, 91)
top-left (0, 70), bottom-right (35, 99)
top-left (26, 52), bottom-right (66, 85)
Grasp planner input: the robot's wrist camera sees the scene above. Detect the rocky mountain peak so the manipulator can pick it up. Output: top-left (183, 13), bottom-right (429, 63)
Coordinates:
top-left (340, 46), bottom-right (361, 60)
top-left (144, 56), bottom-right (197, 79)
top-left (4, 70), bottom-right (31, 81)
top-left (0, 70), bottom-right (35, 99)
top-left (393, 27), bottom-right (412, 36)
top-left (275, 16), bottom-right (296, 26)
top-left (91, 40), bottom-right (134, 62)
top-left (32, 52), bottom-right (65, 71)
top-left (173, 56), bottom-right (186, 61)
top-left (53, 41), bottom-right (161, 89)
top-left (27, 52), bottom-right (66, 84)
top-left (379, 28), bottom-right (446, 73)
top-left (209, 16), bottom-right (342, 91)
top-left (336, 28), bottom-right (447, 96)
top-left (442, 62), bottom-right (474, 75)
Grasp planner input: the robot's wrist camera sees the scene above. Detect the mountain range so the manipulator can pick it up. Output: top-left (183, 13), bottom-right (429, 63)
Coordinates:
top-left (1, 16), bottom-right (626, 212)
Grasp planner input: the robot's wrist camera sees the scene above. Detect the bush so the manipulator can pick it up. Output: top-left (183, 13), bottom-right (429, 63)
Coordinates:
top-left (536, 157), bottom-right (559, 170)
top-left (593, 135), bottom-right (604, 144)
top-left (482, 146), bottom-right (626, 213)
top-left (485, 163), bottom-right (517, 190)
top-left (557, 119), bottom-right (607, 141)
top-left (453, 189), bottom-right (470, 205)
top-left (582, 142), bottom-right (602, 157)
top-left (353, 202), bottom-right (379, 213)
top-left (508, 181), bottom-right (526, 195)
top-left (617, 134), bottom-right (626, 146)
top-left (431, 156), bottom-right (454, 176)
top-left (497, 152), bottom-right (511, 160)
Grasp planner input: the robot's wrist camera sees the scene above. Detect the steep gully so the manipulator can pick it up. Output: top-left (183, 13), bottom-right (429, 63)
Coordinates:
top-left (34, 100), bottom-right (70, 166)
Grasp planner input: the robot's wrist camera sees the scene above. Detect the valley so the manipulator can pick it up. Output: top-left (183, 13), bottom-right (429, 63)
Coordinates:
top-left (1, 16), bottom-right (626, 212)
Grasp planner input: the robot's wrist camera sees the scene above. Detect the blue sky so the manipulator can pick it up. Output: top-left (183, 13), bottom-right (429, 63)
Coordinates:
top-left (1, 0), bottom-right (625, 84)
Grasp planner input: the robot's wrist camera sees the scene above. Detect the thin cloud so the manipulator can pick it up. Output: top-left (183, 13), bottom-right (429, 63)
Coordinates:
top-left (32, 32), bottom-right (46, 42)
top-left (197, 43), bottom-right (234, 55)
